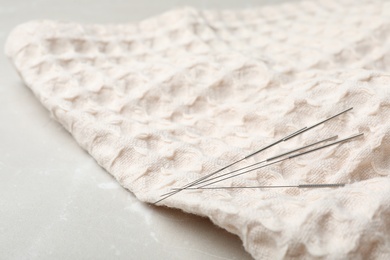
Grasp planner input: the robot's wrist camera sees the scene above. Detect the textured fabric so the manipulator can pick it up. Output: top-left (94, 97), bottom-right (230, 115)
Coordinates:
top-left (5, 0), bottom-right (390, 258)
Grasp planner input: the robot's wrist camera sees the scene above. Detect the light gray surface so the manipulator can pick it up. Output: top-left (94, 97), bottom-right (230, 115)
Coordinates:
top-left (0, 0), bottom-right (294, 259)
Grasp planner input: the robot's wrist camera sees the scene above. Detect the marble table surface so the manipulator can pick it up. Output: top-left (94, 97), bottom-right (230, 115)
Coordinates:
top-left (0, 0), bottom-right (292, 259)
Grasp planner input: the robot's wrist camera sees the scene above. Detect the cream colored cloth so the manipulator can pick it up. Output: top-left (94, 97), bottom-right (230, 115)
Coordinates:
top-left (5, 0), bottom-right (390, 259)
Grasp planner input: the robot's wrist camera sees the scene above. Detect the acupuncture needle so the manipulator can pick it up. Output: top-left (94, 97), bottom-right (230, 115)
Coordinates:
top-left (172, 183), bottom-right (345, 190)
top-left (198, 133), bottom-right (363, 188)
top-left (154, 107), bottom-right (353, 204)
top-left (186, 135), bottom-right (338, 188)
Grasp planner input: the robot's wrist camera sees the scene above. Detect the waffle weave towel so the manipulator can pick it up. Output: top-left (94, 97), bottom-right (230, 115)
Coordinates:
top-left (5, 0), bottom-right (390, 258)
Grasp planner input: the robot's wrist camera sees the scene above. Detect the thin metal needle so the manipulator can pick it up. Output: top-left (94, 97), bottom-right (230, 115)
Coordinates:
top-left (288, 107), bottom-right (353, 141)
top-left (198, 133), bottom-right (363, 188)
top-left (188, 135), bottom-right (338, 188)
top-left (154, 107), bottom-right (353, 204)
top-left (173, 183), bottom-right (345, 190)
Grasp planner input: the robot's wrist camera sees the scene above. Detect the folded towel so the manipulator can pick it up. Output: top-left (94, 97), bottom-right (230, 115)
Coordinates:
top-left (6, 0), bottom-right (390, 258)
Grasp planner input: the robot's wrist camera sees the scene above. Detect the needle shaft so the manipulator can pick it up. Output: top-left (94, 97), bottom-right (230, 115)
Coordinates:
top-left (173, 183), bottom-right (346, 190)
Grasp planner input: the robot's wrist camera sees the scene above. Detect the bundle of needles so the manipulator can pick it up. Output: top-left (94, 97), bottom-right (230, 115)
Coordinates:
top-left (155, 107), bottom-right (363, 204)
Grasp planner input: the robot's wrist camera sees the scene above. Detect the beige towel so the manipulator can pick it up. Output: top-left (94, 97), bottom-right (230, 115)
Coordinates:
top-left (5, 0), bottom-right (390, 258)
